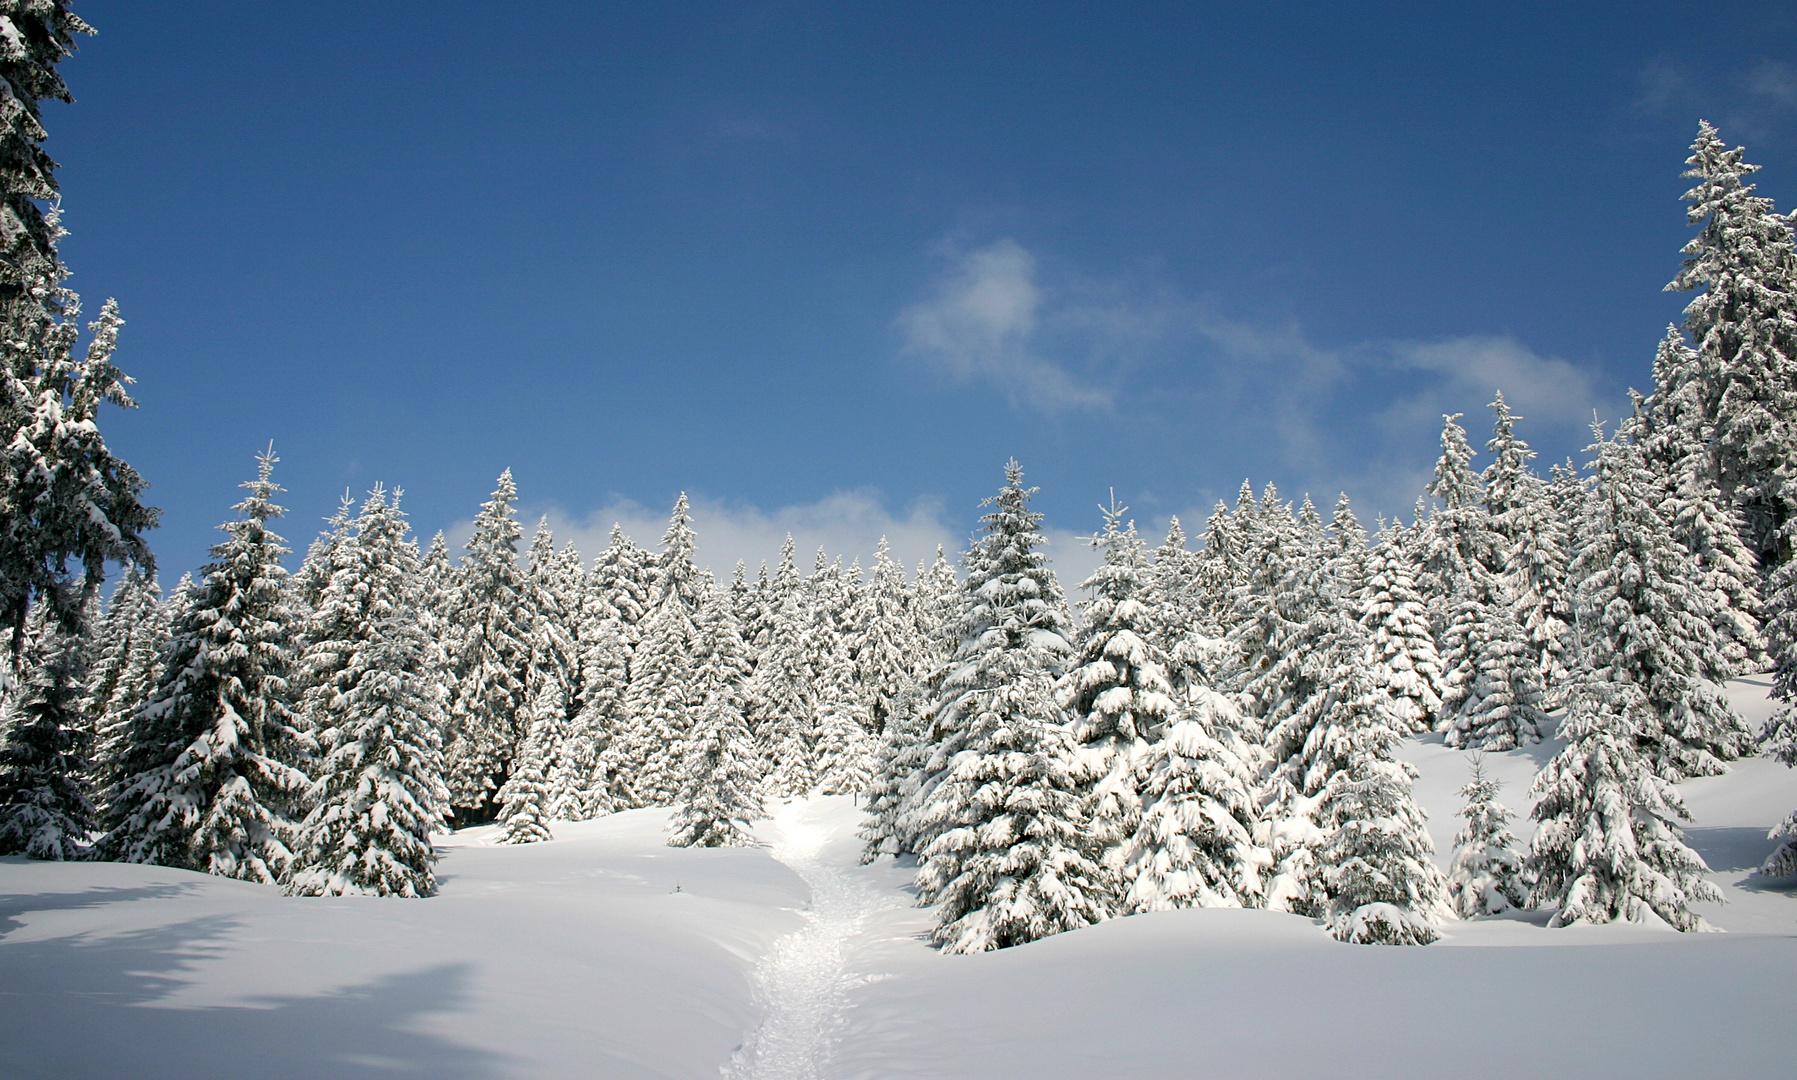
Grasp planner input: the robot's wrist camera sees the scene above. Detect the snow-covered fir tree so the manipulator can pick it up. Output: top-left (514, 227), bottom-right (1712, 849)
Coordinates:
top-left (97, 449), bottom-right (308, 880)
top-left (813, 636), bottom-right (877, 796)
top-left (290, 491), bottom-right (353, 616)
top-left (286, 486), bottom-right (451, 897)
top-left (1257, 598), bottom-right (1447, 942)
top-left (1358, 519), bottom-right (1444, 734)
top-left (910, 460), bottom-right (1107, 953)
top-left (1757, 531), bottom-right (1797, 876)
top-left (1422, 413), bottom-right (1504, 724)
top-left (1483, 393), bottom-right (1573, 694)
top-left (1666, 122), bottom-right (1797, 574)
top-left (1314, 674), bottom-right (1450, 944)
top-left (750, 590), bottom-right (819, 799)
top-left (1572, 425), bottom-right (1750, 780)
top-left (1528, 666), bottom-right (1721, 931)
top-left (0, 5), bottom-right (156, 670)
top-left (572, 578), bottom-right (632, 814)
top-left (0, 624), bottom-right (94, 859)
top-left (854, 537), bottom-right (923, 733)
top-left (1057, 500), bottom-right (1175, 883)
top-left (668, 591), bottom-right (764, 847)
top-left (1634, 362), bottom-right (1767, 678)
top-left (522, 525), bottom-right (586, 823)
top-left (1119, 686), bottom-right (1264, 911)
top-left (1441, 576), bottom-right (1549, 751)
top-left (497, 719), bottom-right (553, 845)
top-left (858, 672), bottom-right (927, 861)
top-left (1446, 755), bottom-right (1528, 918)
top-left (615, 494), bottom-right (706, 805)
top-left (86, 568), bottom-right (166, 794)
top-left (443, 470), bottom-right (531, 822)
top-left (590, 523), bottom-right (652, 643)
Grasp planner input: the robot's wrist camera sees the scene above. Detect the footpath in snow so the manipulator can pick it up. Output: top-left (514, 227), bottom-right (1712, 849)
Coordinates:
top-left (727, 800), bottom-right (901, 1080)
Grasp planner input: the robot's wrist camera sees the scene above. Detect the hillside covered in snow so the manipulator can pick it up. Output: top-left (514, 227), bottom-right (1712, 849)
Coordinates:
top-left (2, 677), bottom-right (1792, 1080)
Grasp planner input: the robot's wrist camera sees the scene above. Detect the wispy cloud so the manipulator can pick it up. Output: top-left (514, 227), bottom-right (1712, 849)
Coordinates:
top-left (1632, 55), bottom-right (1797, 143)
top-left (897, 236), bottom-right (1623, 525)
top-left (896, 238), bottom-right (1114, 413)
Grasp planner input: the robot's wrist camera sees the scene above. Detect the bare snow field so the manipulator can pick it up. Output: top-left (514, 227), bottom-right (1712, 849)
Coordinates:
top-left (4, 678), bottom-right (1795, 1080)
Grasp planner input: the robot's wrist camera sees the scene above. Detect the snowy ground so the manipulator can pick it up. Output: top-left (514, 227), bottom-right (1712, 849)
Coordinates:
top-left (3, 678), bottom-right (1794, 1079)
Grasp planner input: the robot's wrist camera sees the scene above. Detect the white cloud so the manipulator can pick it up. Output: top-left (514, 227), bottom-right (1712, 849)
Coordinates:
top-left (448, 489), bottom-right (964, 582)
top-left (896, 239), bottom-right (1114, 412)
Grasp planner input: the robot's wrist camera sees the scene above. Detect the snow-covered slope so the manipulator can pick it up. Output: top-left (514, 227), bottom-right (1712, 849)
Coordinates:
top-left (4, 679), bottom-right (1794, 1079)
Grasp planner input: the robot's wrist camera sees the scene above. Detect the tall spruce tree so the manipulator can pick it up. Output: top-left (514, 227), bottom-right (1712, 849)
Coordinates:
top-left (97, 449), bottom-right (307, 880)
top-left (1666, 122), bottom-right (1797, 574)
top-left (1757, 524), bottom-right (1797, 876)
top-left (911, 460), bottom-right (1106, 953)
top-left (668, 591), bottom-right (764, 847)
top-left (1119, 686), bottom-right (1264, 911)
top-left (1358, 520), bottom-right (1444, 734)
top-left (616, 494), bottom-right (706, 805)
top-left (1483, 393), bottom-right (1573, 693)
top-left (0, 4), bottom-right (156, 672)
top-left (443, 470), bottom-right (530, 822)
top-left (1529, 667), bottom-right (1721, 931)
top-left (1571, 426), bottom-right (1749, 780)
top-left (1057, 500), bottom-right (1175, 882)
top-left (0, 622), bottom-right (93, 858)
top-left (286, 487), bottom-right (450, 897)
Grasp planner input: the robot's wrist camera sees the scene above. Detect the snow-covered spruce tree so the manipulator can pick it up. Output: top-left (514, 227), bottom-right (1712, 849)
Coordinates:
top-left (522, 526), bottom-right (586, 823)
top-left (1572, 425), bottom-right (1749, 779)
top-left (0, 625), bottom-right (94, 858)
top-left (1638, 331), bottom-right (1767, 678)
top-left (1442, 576), bottom-right (1549, 751)
top-left (286, 486), bottom-right (451, 897)
top-left (858, 672), bottom-right (926, 861)
top-left (1325, 494), bottom-right (1369, 599)
top-left (90, 568), bottom-right (169, 801)
top-left (911, 460), bottom-right (1107, 953)
top-left (289, 491), bottom-right (353, 617)
top-left (497, 719), bottom-right (553, 844)
top-left (443, 470), bottom-right (531, 823)
top-left (1257, 594), bottom-right (1447, 941)
top-left (1528, 668), bottom-right (1720, 930)
top-left (1422, 414), bottom-right (1504, 723)
top-left (855, 537), bottom-right (923, 733)
top-left (1223, 482), bottom-right (1302, 744)
top-left (1667, 122), bottom-right (1797, 575)
top-left (1314, 671), bottom-right (1451, 945)
top-left (1120, 685), bottom-right (1263, 911)
top-left (96, 449), bottom-right (307, 879)
top-left (496, 528), bottom-right (582, 839)
top-left (1446, 755), bottom-right (1528, 918)
top-left (911, 546), bottom-right (960, 663)
top-left (590, 522), bottom-right (651, 644)
top-left (615, 494), bottom-right (706, 805)
top-left (751, 593), bottom-right (818, 799)
top-left (1756, 531), bottom-right (1797, 876)
top-left (1483, 393), bottom-right (1574, 694)
top-left (1056, 500), bottom-right (1175, 877)
top-left (0, 6), bottom-right (156, 675)
top-left (1144, 516), bottom-right (1198, 650)
top-left (813, 631), bottom-right (877, 795)
top-left (668, 591), bottom-right (764, 847)
top-left (1358, 519), bottom-right (1444, 734)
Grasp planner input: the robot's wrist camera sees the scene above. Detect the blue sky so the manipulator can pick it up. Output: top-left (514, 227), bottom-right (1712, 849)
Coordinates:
top-left (54, 1), bottom-right (1797, 584)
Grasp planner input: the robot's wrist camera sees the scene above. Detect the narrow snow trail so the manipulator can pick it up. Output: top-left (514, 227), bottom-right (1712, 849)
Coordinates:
top-left (727, 800), bottom-right (897, 1080)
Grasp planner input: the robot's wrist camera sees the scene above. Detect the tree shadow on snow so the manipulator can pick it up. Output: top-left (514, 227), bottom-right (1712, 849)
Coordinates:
top-left (0, 881), bottom-right (199, 938)
top-left (0, 910), bottom-right (510, 1080)
top-left (1683, 826), bottom-right (1788, 877)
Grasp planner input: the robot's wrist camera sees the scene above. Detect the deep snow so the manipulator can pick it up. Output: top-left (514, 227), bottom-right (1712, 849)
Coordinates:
top-left (2, 678), bottom-right (1794, 1079)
